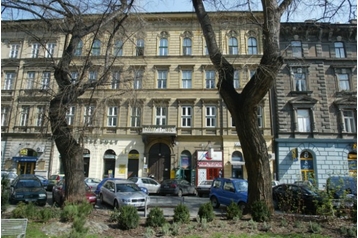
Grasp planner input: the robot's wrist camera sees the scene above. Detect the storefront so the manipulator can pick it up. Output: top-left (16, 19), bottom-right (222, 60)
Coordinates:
top-left (196, 150), bottom-right (223, 186)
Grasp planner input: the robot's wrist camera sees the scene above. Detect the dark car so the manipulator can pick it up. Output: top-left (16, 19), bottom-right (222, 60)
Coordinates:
top-left (159, 179), bottom-right (197, 197)
top-left (196, 180), bottom-right (213, 197)
top-left (272, 184), bottom-right (323, 214)
top-left (35, 175), bottom-right (49, 189)
top-left (9, 174), bottom-right (47, 206)
top-left (326, 176), bottom-right (357, 208)
top-left (209, 178), bottom-right (248, 209)
top-left (95, 178), bottom-right (148, 196)
top-left (52, 179), bottom-right (97, 206)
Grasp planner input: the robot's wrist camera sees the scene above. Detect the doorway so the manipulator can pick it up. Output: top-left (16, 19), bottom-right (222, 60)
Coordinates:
top-left (148, 143), bottom-right (171, 181)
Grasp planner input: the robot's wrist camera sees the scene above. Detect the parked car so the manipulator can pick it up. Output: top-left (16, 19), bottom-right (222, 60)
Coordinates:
top-left (159, 179), bottom-right (197, 197)
top-left (95, 177), bottom-right (148, 195)
top-left (99, 179), bottom-right (149, 209)
top-left (84, 177), bottom-right (102, 193)
top-left (35, 175), bottom-right (49, 189)
top-left (52, 179), bottom-right (97, 206)
top-left (128, 177), bottom-right (161, 194)
top-left (1, 171), bottom-right (18, 185)
top-left (272, 183), bottom-right (323, 214)
top-left (272, 180), bottom-right (280, 187)
top-left (47, 174), bottom-right (65, 191)
top-left (9, 174), bottom-right (47, 206)
top-left (196, 180), bottom-right (213, 197)
top-left (209, 178), bottom-right (248, 210)
top-left (326, 176), bottom-right (357, 208)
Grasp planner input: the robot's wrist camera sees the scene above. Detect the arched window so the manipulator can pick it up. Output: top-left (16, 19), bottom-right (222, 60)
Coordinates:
top-left (159, 38), bottom-right (168, 56)
top-left (91, 39), bottom-right (101, 56)
top-left (183, 38), bottom-right (192, 56)
top-left (228, 37), bottom-right (238, 55)
top-left (231, 151), bottom-right (244, 179)
top-left (300, 150), bottom-right (315, 183)
top-left (248, 37), bottom-right (257, 55)
top-left (74, 40), bottom-right (83, 56)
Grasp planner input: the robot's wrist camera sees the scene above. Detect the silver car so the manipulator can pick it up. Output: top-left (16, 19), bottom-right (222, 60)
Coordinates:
top-left (128, 177), bottom-right (161, 194)
top-left (84, 177), bottom-right (101, 193)
top-left (99, 179), bottom-right (149, 209)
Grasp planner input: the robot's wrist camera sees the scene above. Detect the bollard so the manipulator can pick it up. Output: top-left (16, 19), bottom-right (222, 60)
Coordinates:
top-left (144, 196), bottom-right (148, 218)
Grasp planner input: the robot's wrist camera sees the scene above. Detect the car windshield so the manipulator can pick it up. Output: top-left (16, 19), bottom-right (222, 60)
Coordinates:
top-left (234, 180), bottom-right (248, 192)
top-left (116, 183), bottom-right (140, 192)
top-left (17, 179), bottom-right (42, 188)
top-left (328, 177), bottom-right (357, 194)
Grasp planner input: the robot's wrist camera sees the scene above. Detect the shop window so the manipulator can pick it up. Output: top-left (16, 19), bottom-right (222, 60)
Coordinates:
top-left (348, 152), bottom-right (357, 177)
top-left (300, 151), bottom-right (315, 184)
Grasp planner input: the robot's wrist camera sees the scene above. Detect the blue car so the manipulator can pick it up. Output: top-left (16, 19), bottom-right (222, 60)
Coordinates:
top-left (95, 178), bottom-right (148, 195)
top-left (209, 177), bottom-right (248, 210)
top-left (35, 175), bottom-right (49, 189)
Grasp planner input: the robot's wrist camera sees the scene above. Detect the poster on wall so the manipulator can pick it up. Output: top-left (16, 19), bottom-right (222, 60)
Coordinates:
top-left (198, 169), bottom-right (207, 185)
top-left (197, 150), bottom-right (222, 161)
top-left (118, 164), bottom-right (126, 174)
top-left (181, 156), bottom-right (189, 169)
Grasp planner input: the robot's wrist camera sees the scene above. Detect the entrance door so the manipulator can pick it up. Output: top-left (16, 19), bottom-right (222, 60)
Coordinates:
top-left (207, 168), bottom-right (220, 180)
top-left (17, 162), bottom-right (35, 174)
top-left (128, 159), bottom-right (139, 178)
top-left (103, 159), bottom-right (115, 178)
top-left (148, 143), bottom-right (170, 181)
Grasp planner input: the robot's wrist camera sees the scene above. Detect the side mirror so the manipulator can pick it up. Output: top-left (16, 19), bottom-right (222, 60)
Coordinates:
top-left (110, 188), bottom-right (115, 193)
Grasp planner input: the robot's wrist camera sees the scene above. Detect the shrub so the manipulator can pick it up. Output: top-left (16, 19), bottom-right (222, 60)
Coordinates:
top-left (117, 205), bottom-right (140, 230)
top-left (251, 200), bottom-right (271, 222)
top-left (1, 177), bottom-right (10, 212)
top-left (11, 202), bottom-right (37, 219)
top-left (226, 201), bottom-right (242, 220)
top-left (60, 202), bottom-right (93, 222)
top-left (173, 203), bottom-right (190, 224)
top-left (146, 207), bottom-right (166, 227)
top-left (198, 202), bottom-right (214, 222)
top-left (309, 221), bottom-right (322, 234)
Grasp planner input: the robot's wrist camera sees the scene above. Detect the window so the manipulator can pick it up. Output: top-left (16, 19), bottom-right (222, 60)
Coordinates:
top-left (31, 43), bottom-right (40, 58)
top-left (291, 41), bottom-right (302, 57)
top-left (36, 106), bottom-right (45, 127)
top-left (66, 106), bottom-right (75, 125)
top-left (107, 106), bottom-right (118, 127)
top-left (84, 106), bottom-right (94, 126)
top-left (229, 37), bottom-right (238, 55)
top-left (257, 106), bottom-right (263, 128)
top-left (20, 106), bottom-right (29, 127)
top-left (300, 151), bottom-right (315, 182)
top-left (181, 106), bottom-right (192, 127)
top-left (41, 72), bottom-right (51, 89)
top-left (206, 106), bottom-right (216, 127)
top-left (297, 109), bottom-right (311, 132)
top-left (70, 71), bottom-right (78, 84)
top-left (157, 70), bottom-right (167, 89)
top-left (337, 73), bottom-right (350, 91)
top-left (136, 39), bottom-right (144, 56)
top-left (248, 37), bottom-right (257, 55)
top-left (182, 70), bottom-right (192, 89)
top-left (292, 68), bottom-right (307, 91)
top-left (74, 40), bottom-right (83, 56)
top-left (233, 70), bottom-right (240, 89)
top-left (9, 44), bottom-right (20, 58)
top-left (159, 38), bottom-right (168, 56)
top-left (91, 39), bottom-right (101, 56)
top-left (343, 110), bottom-right (356, 133)
top-left (112, 71), bottom-right (120, 89)
top-left (114, 40), bottom-right (123, 56)
top-left (334, 42), bottom-right (346, 58)
top-left (205, 70), bottom-right (215, 89)
top-left (156, 107), bottom-right (167, 126)
top-left (131, 107), bottom-right (141, 127)
top-left (89, 71), bottom-right (97, 83)
top-left (1, 107), bottom-right (9, 127)
top-left (46, 43), bottom-right (55, 58)
top-left (183, 38), bottom-right (192, 56)
top-left (134, 70), bottom-right (143, 89)
top-left (26, 72), bottom-right (35, 89)
top-left (204, 45), bottom-right (209, 55)
top-left (4, 72), bottom-right (14, 90)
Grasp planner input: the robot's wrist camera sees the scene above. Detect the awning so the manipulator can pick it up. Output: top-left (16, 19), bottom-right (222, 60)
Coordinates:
top-left (12, 156), bottom-right (38, 162)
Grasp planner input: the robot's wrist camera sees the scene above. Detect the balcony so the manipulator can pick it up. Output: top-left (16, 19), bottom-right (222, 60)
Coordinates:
top-left (141, 125), bottom-right (177, 135)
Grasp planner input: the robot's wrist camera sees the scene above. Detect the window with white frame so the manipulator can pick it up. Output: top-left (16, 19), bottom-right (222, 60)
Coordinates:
top-left (157, 70), bottom-right (167, 89)
top-left (70, 71), bottom-right (78, 84)
top-left (36, 106), bottom-right (45, 127)
top-left (181, 106), bottom-right (192, 127)
top-left (114, 40), bottom-right (123, 56)
top-left (183, 38), bottom-right (192, 56)
top-left (134, 70), bottom-right (143, 89)
top-left (131, 107), bottom-right (141, 127)
top-left (112, 71), bottom-right (120, 89)
top-left (4, 72), bottom-right (15, 90)
top-left (248, 37), bottom-right (257, 55)
top-left (1, 106), bottom-right (9, 127)
top-left (74, 40), bottom-right (83, 56)
top-left (31, 43), bottom-right (40, 58)
top-left (20, 106), bottom-right (30, 127)
top-left (91, 39), bottom-right (101, 56)
top-left (297, 109), bottom-right (311, 132)
top-left (84, 106), bottom-right (94, 126)
top-left (292, 68), bottom-right (307, 91)
top-left (107, 106), bottom-right (118, 127)
top-left (229, 37), bottom-right (238, 55)
top-left (291, 41), bottom-right (302, 57)
top-left (159, 38), bottom-right (168, 56)
top-left (233, 70), bottom-right (240, 89)
top-left (89, 71), bottom-right (97, 84)
top-left (9, 44), bottom-right (20, 58)
top-left (45, 43), bottom-right (55, 58)
top-left (136, 39), bottom-right (144, 56)
top-left (206, 106), bottom-right (216, 127)
top-left (66, 106), bottom-right (75, 125)
top-left (206, 70), bottom-right (215, 89)
top-left (334, 42), bottom-right (346, 58)
top-left (155, 107), bottom-right (167, 126)
top-left (343, 110), bottom-right (356, 133)
top-left (27, 72), bottom-right (35, 89)
top-left (182, 70), bottom-right (192, 89)
top-left (257, 106), bottom-right (263, 128)
top-left (41, 72), bottom-right (51, 89)
top-left (337, 71), bottom-right (350, 91)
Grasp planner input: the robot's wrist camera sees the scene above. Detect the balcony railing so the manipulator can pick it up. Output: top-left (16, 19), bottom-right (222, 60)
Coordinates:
top-left (141, 125), bottom-right (177, 135)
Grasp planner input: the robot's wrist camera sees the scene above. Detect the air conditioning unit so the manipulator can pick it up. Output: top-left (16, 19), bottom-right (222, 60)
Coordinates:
top-left (37, 146), bottom-right (45, 153)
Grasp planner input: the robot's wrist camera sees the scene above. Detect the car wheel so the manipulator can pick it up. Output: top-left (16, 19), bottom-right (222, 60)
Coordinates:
top-left (211, 196), bottom-right (220, 208)
top-left (273, 199), bottom-right (278, 210)
top-left (238, 202), bottom-right (246, 211)
top-left (198, 192), bottom-right (203, 197)
top-left (177, 189), bottom-right (183, 197)
top-left (100, 194), bottom-right (104, 204)
top-left (113, 200), bottom-right (119, 210)
top-left (52, 193), bottom-right (56, 205)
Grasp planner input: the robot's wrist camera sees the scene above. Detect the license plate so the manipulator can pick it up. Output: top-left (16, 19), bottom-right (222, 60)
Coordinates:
top-left (164, 185), bottom-right (169, 188)
top-left (25, 199), bottom-right (37, 202)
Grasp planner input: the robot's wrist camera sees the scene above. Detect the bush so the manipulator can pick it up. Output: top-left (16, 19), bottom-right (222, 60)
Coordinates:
top-left (251, 200), bottom-right (271, 222)
top-left (11, 202), bottom-right (37, 219)
top-left (60, 202), bottom-right (93, 222)
top-left (146, 207), bottom-right (166, 227)
top-left (226, 201), bottom-right (242, 220)
top-left (1, 177), bottom-right (10, 212)
top-left (117, 205), bottom-right (140, 230)
top-left (173, 203), bottom-right (190, 224)
top-left (198, 202), bottom-right (214, 222)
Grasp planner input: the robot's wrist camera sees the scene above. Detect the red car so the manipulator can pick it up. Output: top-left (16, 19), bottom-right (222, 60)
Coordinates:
top-left (52, 179), bottom-right (97, 206)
